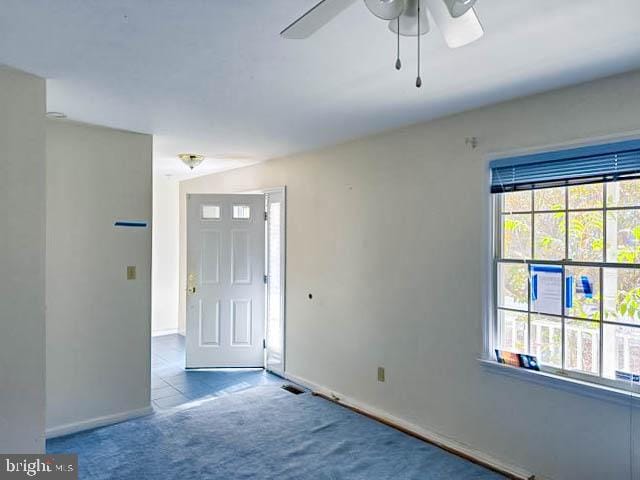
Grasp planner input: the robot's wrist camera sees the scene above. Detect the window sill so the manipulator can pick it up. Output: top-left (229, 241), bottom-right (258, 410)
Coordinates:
top-left (479, 358), bottom-right (640, 408)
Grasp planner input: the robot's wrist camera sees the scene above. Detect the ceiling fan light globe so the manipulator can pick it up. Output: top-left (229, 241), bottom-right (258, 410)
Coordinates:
top-left (388, 0), bottom-right (429, 36)
top-left (364, 0), bottom-right (407, 20)
top-left (443, 0), bottom-right (477, 18)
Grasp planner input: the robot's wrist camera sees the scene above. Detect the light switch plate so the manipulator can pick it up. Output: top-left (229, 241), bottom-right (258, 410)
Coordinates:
top-left (127, 266), bottom-right (136, 280)
top-left (377, 367), bottom-right (385, 382)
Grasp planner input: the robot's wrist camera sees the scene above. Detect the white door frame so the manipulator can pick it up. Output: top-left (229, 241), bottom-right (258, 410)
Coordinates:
top-left (243, 186), bottom-right (286, 374)
top-left (184, 186), bottom-right (287, 372)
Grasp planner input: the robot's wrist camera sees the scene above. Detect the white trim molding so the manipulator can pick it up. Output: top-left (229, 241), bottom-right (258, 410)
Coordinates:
top-left (240, 185), bottom-right (287, 374)
top-left (480, 359), bottom-right (640, 408)
top-left (46, 405), bottom-right (154, 439)
top-left (152, 328), bottom-right (180, 337)
top-left (284, 372), bottom-right (535, 480)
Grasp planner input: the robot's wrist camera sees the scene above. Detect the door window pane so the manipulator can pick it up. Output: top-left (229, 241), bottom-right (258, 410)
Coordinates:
top-left (568, 184), bottom-right (603, 210)
top-left (568, 211), bottom-right (603, 262)
top-left (603, 268), bottom-right (640, 325)
top-left (565, 266), bottom-right (600, 320)
top-left (201, 205), bottom-right (220, 220)
top-left (232, 205), bottom-right (251, 220)
top-left (534, 187), bottom-right (565, 211)
top-left (534, 213), bottom-right (566, 260)
top-left (266, 201), bottom-right (283, 364)
top-left (502, 214), bottom-right (531, 259)
top-left (565, 320), bottom-right (599, 375)
top-left (606, 210), bottom-right (640, 264)
top-left (530, 315), bottom-right (562, 367)
top-left (497, 263), bottom-right (528, 311)
top-left (497, 310), bottom-right (528, 353)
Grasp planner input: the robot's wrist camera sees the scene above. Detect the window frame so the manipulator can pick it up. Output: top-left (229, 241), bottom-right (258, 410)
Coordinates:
top-left (491, 182), bottom-right (640, 393)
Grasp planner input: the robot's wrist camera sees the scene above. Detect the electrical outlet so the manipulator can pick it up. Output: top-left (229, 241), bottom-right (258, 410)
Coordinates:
top-left (377, 367), bottom-right (385, 382)
top-left (127, 266), bottom-right (136, 280)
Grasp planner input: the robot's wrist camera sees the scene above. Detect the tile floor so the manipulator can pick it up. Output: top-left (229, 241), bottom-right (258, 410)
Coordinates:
top-left (151, 333), bottom-right (284, 410)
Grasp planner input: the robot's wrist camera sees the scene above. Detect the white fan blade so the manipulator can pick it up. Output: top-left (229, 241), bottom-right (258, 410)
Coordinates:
top-left (426, 0), bottom-right (483, 48)
top-left (281, 0), bottom-right (358, 39)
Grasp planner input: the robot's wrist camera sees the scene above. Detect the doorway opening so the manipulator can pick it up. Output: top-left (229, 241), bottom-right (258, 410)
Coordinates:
top-left (264, 188), bottom-right (286, 375)
top-left (184, 188), bottom-right (286, 373)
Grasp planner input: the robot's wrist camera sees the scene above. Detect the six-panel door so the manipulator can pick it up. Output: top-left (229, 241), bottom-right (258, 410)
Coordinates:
top-left (186, 194), bottom-right (265, 368)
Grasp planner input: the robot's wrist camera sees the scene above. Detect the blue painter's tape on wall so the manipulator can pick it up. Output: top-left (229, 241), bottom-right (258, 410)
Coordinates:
top-left (114, 221), bottom-right (148, 228)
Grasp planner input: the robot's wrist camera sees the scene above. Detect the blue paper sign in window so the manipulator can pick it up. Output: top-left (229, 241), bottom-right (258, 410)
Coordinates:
top-left (530, 265), bottom-right (562, 316)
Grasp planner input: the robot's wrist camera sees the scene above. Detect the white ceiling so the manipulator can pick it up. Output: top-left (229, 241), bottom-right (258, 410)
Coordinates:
top-left (1, 1), bottom-right (640, 178)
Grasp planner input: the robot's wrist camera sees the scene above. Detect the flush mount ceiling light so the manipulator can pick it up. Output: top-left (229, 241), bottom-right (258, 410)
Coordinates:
top-left (178, 153), bottom-right (205, 170)
top-left (281, 0), bottom-right (483, 88)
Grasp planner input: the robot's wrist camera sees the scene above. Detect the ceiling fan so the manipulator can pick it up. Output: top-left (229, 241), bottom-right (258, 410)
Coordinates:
top-left (281, 0), bottom-right (483, 88)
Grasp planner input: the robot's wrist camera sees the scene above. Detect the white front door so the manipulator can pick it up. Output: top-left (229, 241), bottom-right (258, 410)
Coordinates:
top-left (186, 194), bottom-right (265, 368)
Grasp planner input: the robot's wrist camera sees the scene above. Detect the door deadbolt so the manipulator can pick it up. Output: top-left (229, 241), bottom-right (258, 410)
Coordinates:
top-left (187, 273), bottom-right (198, 296)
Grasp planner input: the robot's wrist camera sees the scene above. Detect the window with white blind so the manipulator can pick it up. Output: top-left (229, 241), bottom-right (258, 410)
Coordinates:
top-left (491, 139), bottom-right (640, 390)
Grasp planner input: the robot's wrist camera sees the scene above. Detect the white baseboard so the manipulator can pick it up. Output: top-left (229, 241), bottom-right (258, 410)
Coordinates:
top-left (283, 372), bottom-right (535, 480)
top-left (46, 405), bottom-right (154, 439)
top-left (152, 328), bottom-right (179, 337)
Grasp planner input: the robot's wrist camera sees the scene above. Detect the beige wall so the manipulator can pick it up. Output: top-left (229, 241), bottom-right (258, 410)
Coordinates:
top-left (152, 174), bottom-right (180, 335)
top-left (0, 67), bottom-right (46, 453)
top-left (180, 70), bottom-right (640, 479)
top-left (46, 120), bottom-right (152, 435)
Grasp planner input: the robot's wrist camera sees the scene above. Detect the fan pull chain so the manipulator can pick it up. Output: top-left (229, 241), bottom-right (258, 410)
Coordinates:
top-left (416, 0), bottom-right (422, 88)
top-left (395, 17), bottom-right (401, 70)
